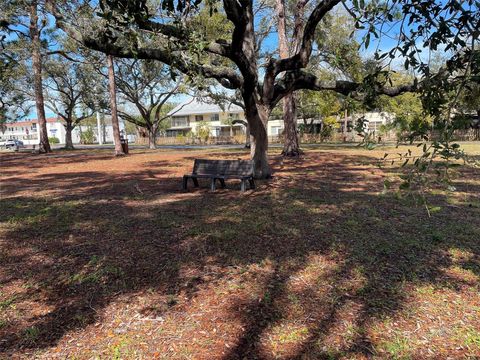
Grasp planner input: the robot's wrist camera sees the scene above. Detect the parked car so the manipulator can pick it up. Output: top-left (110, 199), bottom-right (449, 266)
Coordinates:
top-left (4, 139), bottom-right (24, 150)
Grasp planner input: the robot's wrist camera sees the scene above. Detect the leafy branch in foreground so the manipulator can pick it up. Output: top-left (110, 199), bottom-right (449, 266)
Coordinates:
top-left (354, 0), bottom-right (480, 202)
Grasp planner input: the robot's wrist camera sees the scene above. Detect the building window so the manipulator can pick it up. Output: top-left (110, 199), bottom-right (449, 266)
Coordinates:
top-left (210, 114), bottom-right (219, 122)
top-left (229, 113), bottom-right (240, 120)
top-left (195, 115), bottom-right (204, 122)
top-left (271, 126), bottom-right (283, 135)
top-left (171, 116), bottom-right (189, 127)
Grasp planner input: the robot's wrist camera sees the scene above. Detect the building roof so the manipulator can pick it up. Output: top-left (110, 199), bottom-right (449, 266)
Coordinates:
top-left (6, 117), bottom-right (60, 126)
top-left (168, 98), bottom-right (243, 116)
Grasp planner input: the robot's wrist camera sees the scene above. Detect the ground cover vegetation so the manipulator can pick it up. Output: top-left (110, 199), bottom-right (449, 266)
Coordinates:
top-left (1, 144), bottom-right (479, 358)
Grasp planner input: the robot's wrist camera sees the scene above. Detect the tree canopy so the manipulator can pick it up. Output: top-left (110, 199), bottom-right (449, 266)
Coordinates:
top-left (3, 0), bottom-right (479, 175)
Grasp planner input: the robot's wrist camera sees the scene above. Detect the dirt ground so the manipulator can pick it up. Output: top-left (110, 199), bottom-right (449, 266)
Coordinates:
top-left (1, 144), bottom-right (479, 359)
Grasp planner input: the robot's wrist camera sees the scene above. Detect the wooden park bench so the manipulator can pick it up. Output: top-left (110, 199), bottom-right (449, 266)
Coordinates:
top-left (182, 159), bottom-right (256, 192)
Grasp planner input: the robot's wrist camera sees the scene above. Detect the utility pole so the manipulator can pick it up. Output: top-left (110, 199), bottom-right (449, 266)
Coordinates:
top-left (96, 111), bottom-right (103, 145)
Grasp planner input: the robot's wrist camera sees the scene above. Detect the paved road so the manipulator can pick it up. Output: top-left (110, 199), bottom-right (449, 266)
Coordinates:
top-left (3, 141), bottom-right (393, 154)
top-left (56, 143), bottom-right (366, 150)
top-left (63, 144), bottom-right (245, 150)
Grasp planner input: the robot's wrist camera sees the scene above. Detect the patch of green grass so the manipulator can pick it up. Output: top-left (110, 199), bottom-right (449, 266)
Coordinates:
top-left (430, 231), bottom-right (444, 243)
top-left (455, 327), bottom-right (480, 351)
top-left (23, 326), bottom-right (40, 343)
top-left (0, 319), bottom-right (8, 329)
top-left (0, 295), bottom-right (18, 310)
top-left (108, 336), bottom-right (135, 359)
top-left (465, 330), bottom-right (480, 349)
top-left (262, 290), bottom-right (272, 305)
top-left (427, 205), bottom-right (442, 213)
top-left (380, 334), bottom-right (412, 359)
top-left (344, 323), bottom-right (361, 343)
top-left (415, 285), bottom-right (436, 295)
top-left (320, 348), bottom-right (344, 360)
top-left (1, 198), bottom-right (80, 237)
top-left (287, 293), bottom-right (300, 305)
top-left (70, 256), bottom-right (124, 285)
top-left (279, 327), bottom-right (309, 343)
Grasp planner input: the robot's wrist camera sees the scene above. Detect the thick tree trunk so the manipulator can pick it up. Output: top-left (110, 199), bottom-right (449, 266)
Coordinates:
top-left (107, 55), bottom-right (125, 155)
top-left (148, 127), bottom-right (156, 149)
top-left (276, 0), bottom-right (301, 157)
top-left (250, 127), bottom-right (270, 179)
top-left (244, 97), bottom-right (271, 179)
top-left (282, 94), bottom-right (301, 156)
top-left (65, 124), bottom-right (74, 149)
top-left (30, 2), bottom-right (51, 153)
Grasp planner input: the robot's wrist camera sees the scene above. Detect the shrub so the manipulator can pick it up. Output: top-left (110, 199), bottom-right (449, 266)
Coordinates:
top-left (196, 121), bottom-right (211, 144)
top-left (320, 116), bottom-right (339, 141)
top-left (48, 136), bottom-right (60, 144)
top-left (176, 133), bottom-right (186, 144)
top-left (80, 127), bottom-right (96, 144)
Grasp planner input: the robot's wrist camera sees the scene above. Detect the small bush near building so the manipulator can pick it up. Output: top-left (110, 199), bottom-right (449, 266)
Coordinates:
top-left (176, 133), bottom-right (186, 144)
top-left (196, 121), bottom-right (211, 144)
top-left (320, 116), bottom-right (339, 141)
top-left (80, 127), bottom-right (96, 144)
top-left (48, 137), bottom-right (60, 144)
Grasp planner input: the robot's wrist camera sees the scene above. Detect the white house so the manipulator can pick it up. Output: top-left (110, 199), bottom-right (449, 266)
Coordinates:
top-left (166, 98), bottom-right (247, 137)
top-left (0, 117), bottom-right (65, 145)
top-left (166, 98), bottom-right (322, 137)
top-left (352, 111), bottom-right (395, 133)
top-left (0, 116), bottom-right (126, 145)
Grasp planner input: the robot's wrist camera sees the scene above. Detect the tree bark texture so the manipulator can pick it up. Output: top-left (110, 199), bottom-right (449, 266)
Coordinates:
top-left (148, 127), bottom-right (156, 149)
top-left (276, 0), bottom-right (302, 156)
top-left (30, 1), bottom-right (51, 153)
top-left (243, 95), bottom-right (271, 178)
top-left (65, 124), bottom-right (74, 149)
top-left (107, 55), bottom-right (125, 155)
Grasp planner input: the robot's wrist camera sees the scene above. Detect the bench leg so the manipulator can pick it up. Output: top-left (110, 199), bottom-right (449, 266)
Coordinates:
top-left (182, 176), bottom-right (188, 190)
top-left (210, 178), bottom-right (216, 192)
top-left (249, 179), bottom-right (256, 190)
top-left (193, 178), bottom-right (199, 187)
top-left (240, 179), bottom-right (246, 192)
top-left (219, 179), bottom-right (226, 188)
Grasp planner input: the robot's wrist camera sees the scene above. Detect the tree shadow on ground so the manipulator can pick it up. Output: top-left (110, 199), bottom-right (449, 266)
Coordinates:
top-left (0, 151), bottom-right (478, 358)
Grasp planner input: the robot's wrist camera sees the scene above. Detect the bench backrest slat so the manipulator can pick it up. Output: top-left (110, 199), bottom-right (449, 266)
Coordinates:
top-left (223, 160), bottom-right (254, 176)
top-left (192, 159), bottom-right (253, 177)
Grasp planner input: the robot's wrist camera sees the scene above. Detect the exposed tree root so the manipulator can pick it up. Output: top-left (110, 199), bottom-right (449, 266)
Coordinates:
top-left (281, 148), bottom-right (304, 157)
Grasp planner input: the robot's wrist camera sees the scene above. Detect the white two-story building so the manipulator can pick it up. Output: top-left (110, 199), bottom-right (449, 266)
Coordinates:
top-left (0, 117), bottom-right (123, 145)
top-left (0, 117), bottom-right (66, 145)
top-left (166, 99), bottom-right (247, 137)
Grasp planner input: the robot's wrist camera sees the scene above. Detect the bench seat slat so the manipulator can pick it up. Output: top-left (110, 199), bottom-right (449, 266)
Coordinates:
top-left (184, 174), bottom-right (224, 178)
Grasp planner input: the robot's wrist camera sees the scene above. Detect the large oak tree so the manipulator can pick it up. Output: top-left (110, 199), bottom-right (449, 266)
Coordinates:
top-left (46, 0), bottom-right (479, 177)
top-left (113, 59), bottom-right (183, 149)
top-left (43, 55), bottom-right (103, 149)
